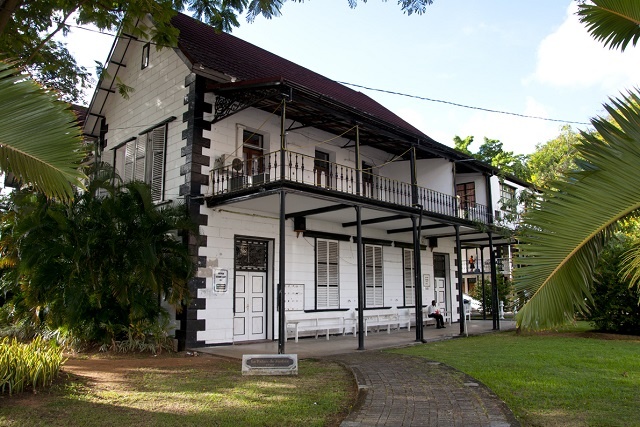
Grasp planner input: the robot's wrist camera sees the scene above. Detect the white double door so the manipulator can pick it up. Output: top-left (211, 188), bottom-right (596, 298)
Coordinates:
top-left (234, 272), bottom-right (267, 341)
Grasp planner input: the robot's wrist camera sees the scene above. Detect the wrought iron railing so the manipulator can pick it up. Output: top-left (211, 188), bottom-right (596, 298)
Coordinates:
top-left (461, 258), bottom-right (511, 274)
top-left (209, 150), bottom-right (490, 224)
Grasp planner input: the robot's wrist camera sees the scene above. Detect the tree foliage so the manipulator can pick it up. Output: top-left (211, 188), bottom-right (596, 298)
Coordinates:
top-left (0, 171), bottom-right (196, 344)
top-left (453, 135), bottom-right (530, 181)
top-left (514, 3), bottom-right (640, 331)
top-left (589, 225), bottom-right (640, 335)
top-left (0, 60), bottom-right (86, 200)
top-left (514, 90), bottom-right (640, 330)
top-left (527, 125), bottom-right (582, 189)
top-left (577, 0), bottom-right (640, 52)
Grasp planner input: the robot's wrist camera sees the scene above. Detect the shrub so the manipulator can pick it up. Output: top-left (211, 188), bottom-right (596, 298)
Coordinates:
top-left (589, 235), bottom-right (640, 335)
top-left (0, 336), bottom-right (65, 395)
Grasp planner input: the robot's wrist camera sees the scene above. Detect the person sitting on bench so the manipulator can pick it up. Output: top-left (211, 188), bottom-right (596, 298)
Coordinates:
top-left (426, 300), bottom-right (446, 329)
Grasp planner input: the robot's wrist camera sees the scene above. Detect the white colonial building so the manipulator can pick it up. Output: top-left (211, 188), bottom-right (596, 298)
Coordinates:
top-left (82, 13), bottom-right (528, 351)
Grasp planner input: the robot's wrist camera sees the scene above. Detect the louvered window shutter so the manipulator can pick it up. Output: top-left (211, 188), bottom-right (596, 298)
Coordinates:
top-left (403, 249), bottom-right (415, 306)
top-left (134, 135), bottom-right (146, 182)
top-left (365, 245), bottom-right (383, 307)
top-left (124, 139), bottom-right (136, 182)
top-left (149, 126), bottom-right (166, 202)
top-left (316, 239), bottom-right (339, 309)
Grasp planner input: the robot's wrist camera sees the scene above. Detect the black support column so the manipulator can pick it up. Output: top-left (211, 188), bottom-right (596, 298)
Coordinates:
top-left (277, 97), bottom-right (287, 354)
top-left (489, 232), bottom-right (499, 330)
top-left (412, 215), bottom-right (424, 342)
top-left (455, 225), bottom-right (465, 335)
top-left (480, 246), bottom-right (487, 320)
top-left (355, 205), bottom-right (365, 350)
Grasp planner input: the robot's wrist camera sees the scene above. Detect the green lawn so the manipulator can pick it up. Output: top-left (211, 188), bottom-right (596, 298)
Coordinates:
top-left (391, 323), bottom-right (640, 427)
top-left (0, 357), bottom-right (355, 427)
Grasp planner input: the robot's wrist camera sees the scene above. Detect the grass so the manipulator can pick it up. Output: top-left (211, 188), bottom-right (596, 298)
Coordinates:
top-left (391, 322), bottom-right (640, 427)
top-left (0, 356), bottom-right (355, 427)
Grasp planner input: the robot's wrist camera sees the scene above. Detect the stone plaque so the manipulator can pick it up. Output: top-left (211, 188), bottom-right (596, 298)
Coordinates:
top-left (242, 354), bottom-right (298, 376)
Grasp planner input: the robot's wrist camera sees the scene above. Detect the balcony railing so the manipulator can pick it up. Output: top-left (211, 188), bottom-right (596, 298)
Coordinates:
top-left (461, 258), bottom-right (512, 274)
top-left (209, 150), bottom-right (490, 224)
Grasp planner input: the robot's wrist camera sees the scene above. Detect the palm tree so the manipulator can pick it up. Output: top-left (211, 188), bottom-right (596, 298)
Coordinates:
top-left (515, 1), bottom-right (640, 329)
top-left (577, 0), bottom-right (640, 52)
top-left (0, 60), bottom-right (86, 200)
top-left (0, 171), bottom-right (195, 343)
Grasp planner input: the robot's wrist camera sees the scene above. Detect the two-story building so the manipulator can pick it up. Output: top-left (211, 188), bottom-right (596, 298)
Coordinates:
top-left (82, 12), bottom-right (528, 351)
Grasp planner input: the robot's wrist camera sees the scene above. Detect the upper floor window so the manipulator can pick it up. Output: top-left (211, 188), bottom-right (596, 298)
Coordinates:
top-left (500, 184), bottom-right (517, 212)
top-left (456, 182), bottom-right (476, 208)
top-left (121, 124), bottom-right (167, 202)
top-left (315, 150), bottom-right (331, 188)
top-left (362, 162), bottom-right (377, 199)
top-left (242, 129), bottom-right (264, 176)
top-left (141, 43), bottom-right (150, 69)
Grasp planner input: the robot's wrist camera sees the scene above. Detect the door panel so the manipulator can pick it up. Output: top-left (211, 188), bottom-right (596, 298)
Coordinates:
top-left (435, 277), bottom-right (446, 312)
top-left (234, 272), bottom-right (267, 341)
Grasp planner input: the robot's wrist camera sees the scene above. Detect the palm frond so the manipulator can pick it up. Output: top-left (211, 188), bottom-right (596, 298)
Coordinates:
top-left (515, 89), bottom-right (640, 330)
top-left (0, 60), bottom-right (86, 200)
top-left (577, 0), bottom-right (640, 51)
top-left (619, 241), bottom-right (640, 289)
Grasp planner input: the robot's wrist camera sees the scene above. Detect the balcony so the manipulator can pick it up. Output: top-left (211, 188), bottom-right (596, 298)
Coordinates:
top-left (461, 258), bottom-right (512, 275)
top-left (209, 150), bottom-right (490, 224)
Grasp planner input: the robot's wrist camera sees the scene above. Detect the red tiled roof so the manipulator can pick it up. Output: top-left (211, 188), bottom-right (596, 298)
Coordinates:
top-left (171, 12), bottom-right (427, 138)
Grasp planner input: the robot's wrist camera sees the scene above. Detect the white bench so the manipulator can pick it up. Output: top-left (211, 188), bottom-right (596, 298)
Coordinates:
top-left (360, 309), bottom-right (402, 336)
top-left (398, 308), bottom-right (437, 330)
top-left (285, 312), bottom-right (347, 342)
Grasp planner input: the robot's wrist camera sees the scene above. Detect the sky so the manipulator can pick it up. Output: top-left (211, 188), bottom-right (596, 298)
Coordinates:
top-left (61, 0), bottom-right (640, 156)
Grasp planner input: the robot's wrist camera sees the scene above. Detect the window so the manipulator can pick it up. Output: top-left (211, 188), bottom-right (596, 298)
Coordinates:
top-left (365, 244), bottom-right (383, 307)
top-left (500, 184), bottom-right (516, 212)
top-left (141, 43), bottom-right (150, 69)
top-left (362, 162), bottom-right (376, 199)
top-left (123, 125), bottom-right (167, 202)
top-left (315, 150), bottom-right (331, 188)
top-left (235, 238), bottom-right (268, 272)
top-left (456, 182), bottom-right (476, 209)
top-left (242, 129), bottom-right (264, 175)
top-left (403, 248), bottom-right (415, 306)
top-left (316, 239), bottom-right (339, 309)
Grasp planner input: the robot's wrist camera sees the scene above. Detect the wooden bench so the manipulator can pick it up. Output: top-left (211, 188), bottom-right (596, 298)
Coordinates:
top-left (285, 312), bottom-right (347, 342)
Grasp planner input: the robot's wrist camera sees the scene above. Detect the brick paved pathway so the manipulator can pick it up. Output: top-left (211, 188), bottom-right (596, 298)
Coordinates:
top-left (330, 351), bottom-right (519, 427)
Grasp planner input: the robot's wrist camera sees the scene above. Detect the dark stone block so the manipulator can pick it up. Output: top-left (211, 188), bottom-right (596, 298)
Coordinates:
top-left (192, 153), bottom-right (210, 167)
top-left (189, 277), bottom-right (207, 289)
top-left (190, 213), bottom-right (208, 226)
top-left (185, 73), bottom-right (196, 87)
top-left (186, 319), bottom-right (206, 332)
top-left (197, 256), bottom-right (207, 267)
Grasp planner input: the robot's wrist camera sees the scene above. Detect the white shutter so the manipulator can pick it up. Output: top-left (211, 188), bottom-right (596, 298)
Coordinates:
top-left (328, 240), bottom-right (339, 307)
top-left (316, 239), bottom-right (339, 309)
top-left (404, 248), bottom-right (415, 306)
top-left (134, 135), bottom-right (146, 182)
top-left (124, 139), bottom-right (136, 182)
top-left (149, 126), bottom-right (166, 202)
top-left (365, 245), bottom-right (383, 307)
